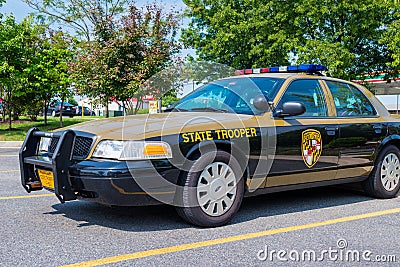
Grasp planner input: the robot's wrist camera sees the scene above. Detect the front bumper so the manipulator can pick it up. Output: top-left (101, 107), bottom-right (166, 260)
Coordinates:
top-left (70, 160), bottom-right (180, 206)
top-left (19, 128), bottom-right (180, 206)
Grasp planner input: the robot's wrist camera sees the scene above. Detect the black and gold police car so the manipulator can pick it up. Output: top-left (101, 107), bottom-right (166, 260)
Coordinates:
top-left (19, 64), bottom-right (400, 227)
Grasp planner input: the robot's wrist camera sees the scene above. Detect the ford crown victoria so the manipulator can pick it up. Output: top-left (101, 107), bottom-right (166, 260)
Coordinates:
top-left (19, 64), bottom-right (400, 227)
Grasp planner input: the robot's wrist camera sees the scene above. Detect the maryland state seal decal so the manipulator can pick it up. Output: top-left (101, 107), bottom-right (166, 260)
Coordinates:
top-left (302, 129), bottom-right (322, 168)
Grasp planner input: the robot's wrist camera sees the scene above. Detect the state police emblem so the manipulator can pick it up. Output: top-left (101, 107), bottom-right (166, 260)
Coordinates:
top-left (302, 129), bottom-right (322, 168)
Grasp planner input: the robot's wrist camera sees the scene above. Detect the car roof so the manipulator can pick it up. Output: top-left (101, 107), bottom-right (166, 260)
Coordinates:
top-left (228, 72), bottom-right (390, 117)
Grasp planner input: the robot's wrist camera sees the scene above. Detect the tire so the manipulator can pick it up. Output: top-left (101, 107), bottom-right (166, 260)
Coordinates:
top-left (363, 145), bottom-right (400, 198)
top-left (176, 150), bottom-right (245, 227)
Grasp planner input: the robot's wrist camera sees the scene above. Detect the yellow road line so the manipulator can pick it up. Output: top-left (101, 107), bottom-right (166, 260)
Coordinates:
top-left (0, 170), bottom-right (19, 172)
top-left (0, 194), bottom-right (54, 200)
top-left (62, 207), bottom-right (400, 267)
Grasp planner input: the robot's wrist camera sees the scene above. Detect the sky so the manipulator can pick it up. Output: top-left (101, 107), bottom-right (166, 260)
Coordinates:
top-left (2, 0), bottom-right (32, 20)
top-left (1, 0), bottom-right (187, 21)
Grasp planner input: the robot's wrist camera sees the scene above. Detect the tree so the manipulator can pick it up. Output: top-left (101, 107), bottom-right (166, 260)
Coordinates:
top-left (70, 4), bottom-right (180, 116)
top-left (23, 0), bottom-right (130, 40)
top-left (182, 0), bottom-right (398, 80)
top-left (292, 0), bottom-right (396, 79)
top-left (24, 29), bottom-right (74, 126)
top-left (182, 0), bottom-right (294, 69)
top-left (68, 96), bottom-right (78, 106)
top-left (382, 3), bottom-right (400, 78)
top-left (0, 16), bottom-right (40, 129)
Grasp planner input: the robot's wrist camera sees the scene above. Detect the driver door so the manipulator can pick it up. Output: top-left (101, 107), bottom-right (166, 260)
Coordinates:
top-left (266, 78), bottom-right (339, 188)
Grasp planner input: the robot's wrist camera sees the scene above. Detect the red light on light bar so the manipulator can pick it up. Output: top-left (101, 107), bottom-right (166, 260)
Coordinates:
top-left (261, 68), bottom-right (270, 73)
top-left (244, 69), bottom-right (253, 74)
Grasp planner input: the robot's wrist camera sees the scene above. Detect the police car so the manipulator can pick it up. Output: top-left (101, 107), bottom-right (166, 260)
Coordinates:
top-left (19, 64), bottom-right (400, 227)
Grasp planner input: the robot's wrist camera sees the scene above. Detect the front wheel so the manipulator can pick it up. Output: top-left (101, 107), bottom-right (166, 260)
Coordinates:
top-left (176, 151), bottom-right (245, 227)
top-left (363, 145), bottom-right (400, 198)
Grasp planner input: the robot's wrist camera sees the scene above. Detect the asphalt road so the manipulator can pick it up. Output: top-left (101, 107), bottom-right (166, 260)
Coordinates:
top-left (1, 144), bottom-right (399, 266)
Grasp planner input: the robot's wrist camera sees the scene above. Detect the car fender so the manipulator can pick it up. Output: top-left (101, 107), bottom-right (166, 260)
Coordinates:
top-left (183, 139), bottom-right (250, 180)
top-left (375, 134), bottom-right (400, 160)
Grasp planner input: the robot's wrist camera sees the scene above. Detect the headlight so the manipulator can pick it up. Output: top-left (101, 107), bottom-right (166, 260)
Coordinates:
top-left (92, 140), bottom-right (172, 160)
top-left (39, 137), bottom-right (51, 153)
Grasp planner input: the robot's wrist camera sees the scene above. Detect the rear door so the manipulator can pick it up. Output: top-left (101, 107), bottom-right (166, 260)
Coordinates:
top-left (323, 80), bottom-right (387, 179)
top-left (266, 78), bottom-right (339, 188)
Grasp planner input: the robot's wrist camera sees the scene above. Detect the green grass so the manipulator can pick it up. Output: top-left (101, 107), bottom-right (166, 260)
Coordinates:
top-left (136, 108), bottom-right (149, 114)
top-left (0, 116), bottom-right (103, 141)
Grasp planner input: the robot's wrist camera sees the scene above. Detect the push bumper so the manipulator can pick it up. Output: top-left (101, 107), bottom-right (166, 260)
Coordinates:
top-left (19, 128), bottom-right (180, 206)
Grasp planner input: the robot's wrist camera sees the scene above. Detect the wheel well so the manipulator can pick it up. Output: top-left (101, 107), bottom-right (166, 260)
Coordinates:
top-left (380, 138), bottom-right (400, 156)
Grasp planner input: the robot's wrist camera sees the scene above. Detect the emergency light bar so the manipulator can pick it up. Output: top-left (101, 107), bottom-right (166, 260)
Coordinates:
top-left (235, 64), bottom-right (327, 75)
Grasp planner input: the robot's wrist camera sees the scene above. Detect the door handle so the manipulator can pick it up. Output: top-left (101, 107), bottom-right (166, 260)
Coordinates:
top-left (325, 127), bottom-right (338, 136)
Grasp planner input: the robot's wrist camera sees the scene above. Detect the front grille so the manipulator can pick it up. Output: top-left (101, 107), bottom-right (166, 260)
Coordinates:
top-left (73, 136), bottom-right (93, 157)
top-left (49, 135), bottom-right (94, 159)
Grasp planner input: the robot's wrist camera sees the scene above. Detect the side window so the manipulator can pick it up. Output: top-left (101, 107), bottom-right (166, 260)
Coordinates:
top-left (326, 81), bottom-right (376, 117)
top-left (279, 79), bottom-right (327, 117)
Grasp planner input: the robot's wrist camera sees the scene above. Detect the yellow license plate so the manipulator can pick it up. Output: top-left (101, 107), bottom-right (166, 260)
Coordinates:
top-left (38, 169), bottom-right (54, 189)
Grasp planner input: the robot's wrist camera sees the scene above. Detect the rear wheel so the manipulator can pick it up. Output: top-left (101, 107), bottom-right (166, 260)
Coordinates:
top-left (176, 151), bottom-right (244, 227)
top-left (363, 145), bottom-right (400, 198)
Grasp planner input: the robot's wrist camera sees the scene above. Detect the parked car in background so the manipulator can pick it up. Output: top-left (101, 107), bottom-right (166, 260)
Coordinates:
top-left (47, 102), bottom-right (76, 117)
top-left (76, 106), bottom-right (96, 116)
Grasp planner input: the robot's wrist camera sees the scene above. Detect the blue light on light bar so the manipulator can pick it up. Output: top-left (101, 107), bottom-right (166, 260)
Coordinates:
top-left (269, 67), bottom-right (279, 72)
top-left (297, 64), bottom-right (327, 72)
top-left (287, 66), bottom-right (298, 71)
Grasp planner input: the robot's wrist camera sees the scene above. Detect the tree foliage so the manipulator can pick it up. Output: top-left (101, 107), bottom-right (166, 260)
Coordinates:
top-left (293, 0), bottom-right (394, 79)
top-left (382, 2), bottom-right (400, 78)
top-left (182, 0), bottom-right (399, 80)
top-left (182, 0), bottom-right (294, 68)
top-left (0, 16), bottom-right (41, 129)
top-left (0, 14), bottom-right (73, 128)
top-left (25, 29), bottom-right (74, 125)
top-left (23, 0), bottom-right (130, 40)
top-left (70, 4), bottom-right (180, 116)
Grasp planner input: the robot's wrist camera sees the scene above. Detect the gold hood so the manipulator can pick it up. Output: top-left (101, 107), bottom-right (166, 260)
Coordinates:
top-left (67, 112), bottom-right (264, 141)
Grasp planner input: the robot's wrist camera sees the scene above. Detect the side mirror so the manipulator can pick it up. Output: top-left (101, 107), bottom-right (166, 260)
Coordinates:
top-left (274, 102), bottom-right (306, 118)
top-left (253, 94), bottom-right (270, 112)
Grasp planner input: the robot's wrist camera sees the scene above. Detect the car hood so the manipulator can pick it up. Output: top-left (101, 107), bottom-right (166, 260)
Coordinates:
top-left (67, 112), bottom-right (266, 141)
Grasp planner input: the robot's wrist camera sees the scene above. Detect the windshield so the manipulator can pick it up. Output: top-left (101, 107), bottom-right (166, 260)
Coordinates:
top-left (172, 77), bottom-right (284, 114)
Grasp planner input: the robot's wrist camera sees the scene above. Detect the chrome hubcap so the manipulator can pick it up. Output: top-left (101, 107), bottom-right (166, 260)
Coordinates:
top-left (381, 153), bottom-right (400, 191)
top-left (196, 162), bottom-right (237, 217)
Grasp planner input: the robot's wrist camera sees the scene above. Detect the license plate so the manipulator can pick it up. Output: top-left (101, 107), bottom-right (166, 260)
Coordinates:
top-left (38, 169), bottom-right (54, 189)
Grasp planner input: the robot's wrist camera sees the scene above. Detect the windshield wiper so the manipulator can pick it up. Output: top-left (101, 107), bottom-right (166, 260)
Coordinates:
top-left (190, 107), bottom-right (230, 113)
